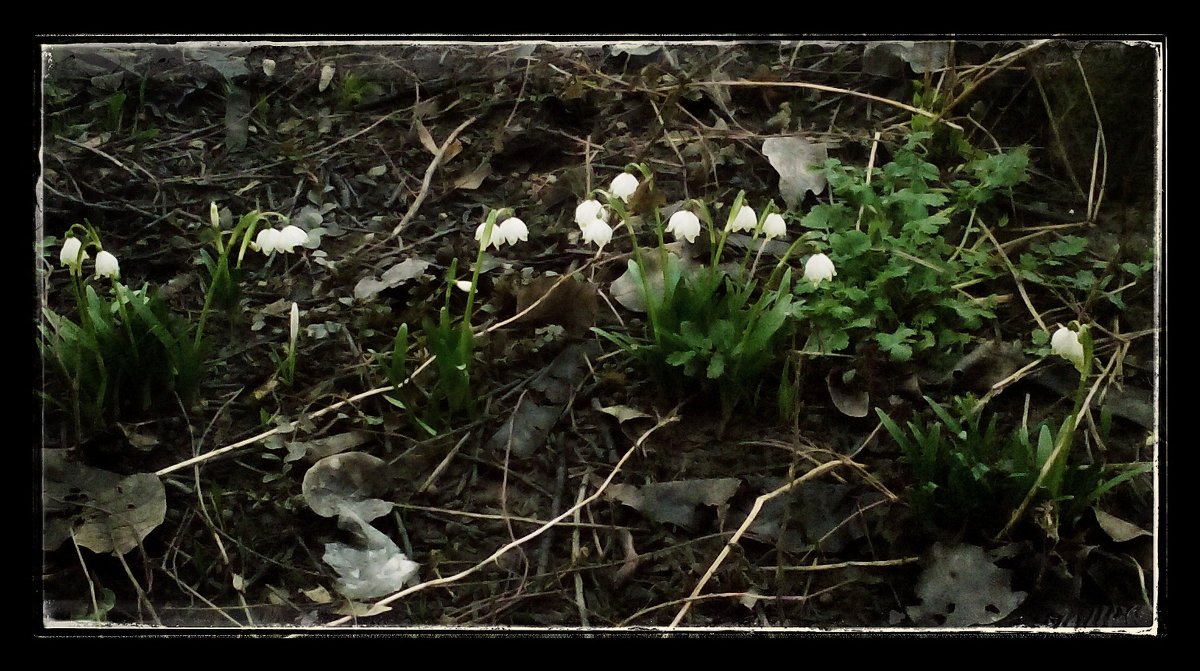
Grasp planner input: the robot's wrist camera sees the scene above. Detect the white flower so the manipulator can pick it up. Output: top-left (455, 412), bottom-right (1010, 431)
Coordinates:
top-left (210, 201), bottom-right (221, 228)
top-left (289, 302), bottom-right (300, 351)
top-left (262, 58), bottom-right (276, 77)
top-left (455, 280), bottom-right (474, 292)
top-left (1050, 326), bottom-right (1085, 367)
top-left (575, 199), bottom-right (609, 231)
top-left (60, 237), bottom-right (87, 270)
top-left (582, 219), bottom-right (613, 250)
top-left (610, 173), bottom-right (640, 202)
top-left (665, 210), bottom-right (702, 244)
top-left (804, 253), bottom-right (836, 286)
top-left (762, 212), bottom-right (788, 240)
top-left (497, 217), bottom-right (529, 247)
top-left (277, 225), bottom-right (309, 253)
top-left (727, 205), bottom-right (757, 233)
top-left (94, 250), bottom-right (120, 280)
top-left (254, 227), bottom-right (281, 254)
top-left (474, 220), bottom-right (499, 249)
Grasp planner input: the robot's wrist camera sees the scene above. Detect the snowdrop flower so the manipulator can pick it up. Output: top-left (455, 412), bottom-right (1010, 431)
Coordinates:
top-left (727, 204), bottom-right (757, 233)
top-left (210, 201), bottom-right (221, 228)
top-left (1050, 326), bottom-right (1085, 368)
top-left (497, 217), bottom-right (529, 247)
top-left (60, 237), bottom-right (88, 270)
top-left (665, 210), bottom-right (702, 244)
top-left (575, 199), bottom-right (609, 231)
top-left (94, 250), bottom-right (120, 280)
top-left (610, 173), bottom-right (640, 202)
top-left (276, 225), bottom-right (309, 253)
top-left (582, 219), bottom-right (613, 250)
top-left (762, 212), bottom-right (787, 240)
top-left (254, 227), bottom-right (281, 254)
top-left (474, 220), bottom-right (498, 249)
top-left (804, 253), bottom-right (836, 286)
top-left (289, 301), bottom-right (300, 350)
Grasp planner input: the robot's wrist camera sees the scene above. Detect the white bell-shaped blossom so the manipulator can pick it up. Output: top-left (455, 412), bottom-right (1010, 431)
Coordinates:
top-left (289, 302), bottom-right (300, 351)
top-left (762, 212), bottom-right (788, 240)
top-left (276, 225), bottom-right (309, 253)
top-left (666, 210), bottom-right (702, 244)
top-left (804, 253), bottom-right (836, 286)
top-left (60, 237), bottom-right (88, 270)
top-left (94, 250), bottom-right (120, 280)
top-left (474, 220), bottom-right (499, 250)
top-left (582, 219), bottom-right (613, 250)
top-left (575, 199), bottom-right (609, 231)
top-left (610, 173), bottom-right (640, 202)
top-left (1050, 326), bottom-right (1085, 368)
top-left (727, 205), bottom-right (757, 233)
top-left (497, 217), bottom-right (529, 247)
top-left (255, 227), bottom-right (281, 255)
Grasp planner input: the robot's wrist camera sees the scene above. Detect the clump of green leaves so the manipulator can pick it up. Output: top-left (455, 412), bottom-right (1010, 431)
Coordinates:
top-left (877, 394), bottom-right (1151, 535)
top-left (41, 274), bottom-right (204, 436)
top-left (795, 130), bottom-right (1029, 364)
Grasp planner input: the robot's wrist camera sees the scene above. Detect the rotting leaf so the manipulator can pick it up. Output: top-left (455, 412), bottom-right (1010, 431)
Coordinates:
top-left (333, 601), bottom-right (392, 618)
top-left (452, 160), bottom-right (492, 191)
top-left (72, 474), bottom-right (167, 556)
top-left (302, 585), bottom-right (333, 604)
top-left (827, 370), bottom-right (870, 418)
top-left (606, 478), bottom-right (741, 530)
top-left (318, 64), bottom-right (335, 92)
top-left (924, 339), bottom-right (1028, 392)
top-left (286, 430), bottom-right (373, 464)
top-left (515, 275), bottom-right (598, 336)
top-left (486, 345), bottom-right (593, 458)
top-left (597, 404), bottom-right (653, 424)
top-left (354, 258), bottom-right (431, 301)
top-left (862, 41), bottom-right (950, 76)
top-left (906, 542), bottom-right (1027, 626)
top-left (762, 136), bottom-right (828, 209)
top-left (301, 452), bottom-right (394, 522)
top-left (117, 422), bottom-right (160, 452)
top-left (1093, 507), bottom-right (1151, 543)
top-left (323, 506), bottom-right (419, 601)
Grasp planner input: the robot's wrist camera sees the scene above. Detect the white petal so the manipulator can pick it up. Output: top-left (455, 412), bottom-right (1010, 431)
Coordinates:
top-left (762, 213), bottom-right (788, 239)
top-left (667, 210), bottom-right (701, 243)
top-left (256, 228), bottom-right (281, 255)
top-left (610, 173), bottom-right (640, 202)
top-left (583, 219), bottom-right (613, 249)
top-left (575, 199), bottom-right (608, 231)
top-left (498, 217), bottom-right (528, 246)
top-left (60, 237), bottom-right (87, 268)
top-left (728, 205), bottom-right (757, 233)
top-left (94, 250), bottom-right (120, 279)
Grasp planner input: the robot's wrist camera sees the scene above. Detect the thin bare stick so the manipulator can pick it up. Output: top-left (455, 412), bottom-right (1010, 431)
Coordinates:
top-left (979, 220), bottom-right (1046, 332)
top-left (1075, 55), bottom-right (1109, 221)
top-left (622, 582), bottom-right (851, 627)
top-left (392, 502), bottom-right (627, 530)
top-left (854, 131), bottom-right (883, 232)
top-left (67, 529), bottom-right (101, 621)
top-left (317, 410), bottom-right (679, 628)
top-left (759, 556), bottom-right (921, 572)
top-left (417, 432), bottom-right (471, 494)
top-left (933, 40), bottom-right (1053, 121)
top-left (688, 80), bottom-right (958, 129)
top-left (55, 134), bottom-right (159, 187)
top-left (390, 116), bottom-right (477, 238)
top-left (303, 108), bottom-right (407, 159)
top-left (668, 458), bottom-right (846, 628)
top-left (571, 479), bottom-right (590, 627)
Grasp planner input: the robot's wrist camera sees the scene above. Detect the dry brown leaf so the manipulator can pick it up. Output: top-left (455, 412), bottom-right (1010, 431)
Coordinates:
top-left (1093, 507), bottom-right (1151, 543)
top-left (515, 276), bottom-right (598, 336)
top-left (452, 160), bottom-right (492, 190)
top-left (73, 473), bottom-right (167, 556)
top-left (607, 478), bottom-right (741, 530)
top-left (286, 430), bottom-right (374, 463)
top-left (414, 117), bottom-right (438, 154)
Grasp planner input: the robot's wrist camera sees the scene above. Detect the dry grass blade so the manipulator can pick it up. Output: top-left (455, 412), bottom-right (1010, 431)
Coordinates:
top-left (979, 220), bottom-right (1046, 333)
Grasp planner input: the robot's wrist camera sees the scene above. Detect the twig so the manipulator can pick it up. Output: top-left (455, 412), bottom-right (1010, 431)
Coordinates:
top-left (55, 134), bottom-right (160, 188)
top-left (417, 432), bottom-right (471, 494)
top-left (392, 502), bottom-right (625, 530)
top-left (622, 583), bottom-right (851, 628)
top-left (316, 409), bottom-right (679, 628)
top-left (979, 220), bottom-right (1047, 332)
top-left (933, 40), bottom-right (1053, 122)
top-left (668, 458), bottom-right (847, 628)
top-left (1075, 54), bottom-right (1109, 222)
top-left (303, 108), bottom-right (407, 159)
top-left (390, 116), bottom-right (477, 238)
top-left (759, 556), bottom-right (921, 572)
top-left (854, 131), bottom-right (883, 232)
top-left (571, 479), bottom-right (590, 627)
top-left (688, 80), bottom-right (962, 130)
